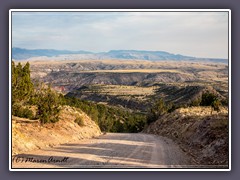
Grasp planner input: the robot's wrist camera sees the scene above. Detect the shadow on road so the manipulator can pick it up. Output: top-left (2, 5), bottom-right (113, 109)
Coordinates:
top-left (12, 133), bottom-right (196, 169)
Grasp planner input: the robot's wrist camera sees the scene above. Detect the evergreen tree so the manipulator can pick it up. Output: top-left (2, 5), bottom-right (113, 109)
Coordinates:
top-left (200, 92), bottom-right (217, 106)
top-left (12, 62), bottom-right (33, 101)
top-left (147, 98), bottom-right (167, 124)
top-left (35, 84), bottom-right (60, 124)
top-left (21, 62), bottom-right (33, 98)
top-left (200, 92), bottom-right (222, 112)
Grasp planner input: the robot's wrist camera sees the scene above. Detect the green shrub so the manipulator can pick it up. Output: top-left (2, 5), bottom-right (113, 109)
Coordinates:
top-left (221, 98), bottom-right (228, 106)
top-left (12, 104), bottom-right (35, 120)
top-left (200, 92), bottom-right (218, 106)
top-left (12, 61), bottom-right (60, 124)
top-left (74, 116), bottom-right (85, 126)
top-left (60, 95), bottom-right (147, 133)
top-left (147, 98), bottom-right (167, 124)
top-left (35, 85), bottom-right (60, 124)
top-left (190, 98), bottom-right (201, 106)
top-left (167, 102), bottom-right (179, 113)
top-left (212, 99), bottom-right (221, 112)
top-left (200, 92), bottom-right (222, 112)
top-left (12, 61), bottom-right (33, 102)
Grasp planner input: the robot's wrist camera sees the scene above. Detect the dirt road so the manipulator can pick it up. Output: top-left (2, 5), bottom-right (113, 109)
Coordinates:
top-left (12, 133), bottom-right (195, 169)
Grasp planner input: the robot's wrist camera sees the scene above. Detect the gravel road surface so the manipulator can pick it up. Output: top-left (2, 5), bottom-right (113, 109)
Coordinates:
top-left (12, 133), bottom-right (195, 169)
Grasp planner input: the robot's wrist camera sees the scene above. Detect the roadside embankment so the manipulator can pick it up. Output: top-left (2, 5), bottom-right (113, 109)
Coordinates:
top-left (12, 105), bottom-right (101, 155)
top-left (143, 106), bottom-right (228, 166)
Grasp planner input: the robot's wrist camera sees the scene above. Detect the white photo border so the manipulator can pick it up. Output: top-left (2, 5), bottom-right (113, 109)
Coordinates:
top-left (9, 9), bottom-right (231, 172)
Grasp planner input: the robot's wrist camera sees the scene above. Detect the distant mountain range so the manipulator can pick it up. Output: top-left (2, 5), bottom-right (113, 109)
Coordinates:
top-left (12, 48), bottom-right (92, 60)
top-left (12, 47), bottom-right (228, 64)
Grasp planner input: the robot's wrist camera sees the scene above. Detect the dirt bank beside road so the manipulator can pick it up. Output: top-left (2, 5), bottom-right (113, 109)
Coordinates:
top-left (143, 107), bottom-right (229, 166)
top-left (12, 106), bottom-right (101, 155)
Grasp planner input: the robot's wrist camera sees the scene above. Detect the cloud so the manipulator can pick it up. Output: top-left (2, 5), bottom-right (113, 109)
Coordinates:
top-left (12, 11), bottom-right (229, 58)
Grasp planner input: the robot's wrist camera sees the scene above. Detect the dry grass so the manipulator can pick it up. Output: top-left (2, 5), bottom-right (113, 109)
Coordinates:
top-left (80, 69), bottom-right (185, 74)
top-left (28, 59), bottom-right (226, 68)
top-left (176, 106), bottom-right (228, 117)
top-left (86, 84), bottom-right (155, 97)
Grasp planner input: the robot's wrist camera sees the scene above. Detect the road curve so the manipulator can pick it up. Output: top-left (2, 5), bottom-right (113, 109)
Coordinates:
top-left (12, 133), bottom-right (195, 169)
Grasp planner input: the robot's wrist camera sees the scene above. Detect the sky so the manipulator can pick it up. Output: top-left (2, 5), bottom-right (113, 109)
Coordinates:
top-left (12, 11), bottom-right (229, 59)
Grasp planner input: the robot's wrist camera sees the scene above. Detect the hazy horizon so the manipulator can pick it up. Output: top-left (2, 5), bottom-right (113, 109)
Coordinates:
top-left (12, 11), bottom-right (229, 59)
top-left (12, 47), bottom-right (228, 59)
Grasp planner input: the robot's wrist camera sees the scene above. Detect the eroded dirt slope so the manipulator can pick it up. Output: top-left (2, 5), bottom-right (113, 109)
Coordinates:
top-left (143, 107), bottom-right (229, 166)
top-left (12, 105), bottom-right (101, 155)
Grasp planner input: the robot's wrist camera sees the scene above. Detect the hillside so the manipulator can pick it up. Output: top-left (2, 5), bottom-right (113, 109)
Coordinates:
top-left (66, 85), bottom-right (154, 112)
top-left (28, 60), bottom-right (228, 93)
top-left (12, 105), bottom-right (101, 155)
top-left (143, 106), bottom-right (228, 166)
top-left (153, 83), bottom-right (227, 106)
top-left (65, 83), bottom-right (228, 112)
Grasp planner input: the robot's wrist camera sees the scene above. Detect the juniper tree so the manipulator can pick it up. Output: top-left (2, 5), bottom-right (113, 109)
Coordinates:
top-left (35, 84), bottom-right (60, 124)
top-left (12, 61), bottom-right (33, 102)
